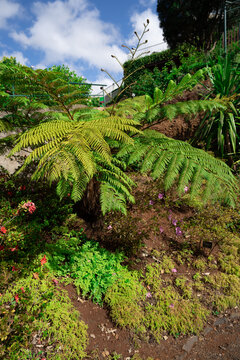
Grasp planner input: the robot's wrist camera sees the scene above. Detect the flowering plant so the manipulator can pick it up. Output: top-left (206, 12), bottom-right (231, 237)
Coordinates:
top-left (0, 200), bottom-right (36, 251)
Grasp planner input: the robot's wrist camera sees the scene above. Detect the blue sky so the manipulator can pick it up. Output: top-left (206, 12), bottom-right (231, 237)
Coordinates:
top-left (0, 0), bottom-right (167, 92)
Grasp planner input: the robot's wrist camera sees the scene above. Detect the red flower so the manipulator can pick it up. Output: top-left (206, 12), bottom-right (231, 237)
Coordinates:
top-left (14, 294), bottom-right (19, 303)
top-left (20, 185), bottom-right (26, 191)
top-left (12, 266), bottom-right (18, 271)
top-left (0, 227), bottom-right (6, 234)
top-left (40, 255), bottom-right (47, 266)
top-left (0, 245), bottom-right (4, 251)
top-left (7, 191), bottom-right (13, 196)
top-left (20, 287), bottom-right (25, 293)
top-left (52, 279), bottom-right (58, 285)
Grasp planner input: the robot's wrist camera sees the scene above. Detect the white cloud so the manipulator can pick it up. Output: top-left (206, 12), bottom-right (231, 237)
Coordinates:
top-left (11, 0), bottom-right (128, 75)
top-left (0, 50), bottom-right (29, 65)
top-left (0, 0), bottom-right (20, 28)
top-left (128, 9), bottom-right (168, 55)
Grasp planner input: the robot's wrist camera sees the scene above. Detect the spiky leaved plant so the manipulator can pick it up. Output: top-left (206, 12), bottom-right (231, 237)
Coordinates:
top-left (192, 55), bottom-right (240, 164)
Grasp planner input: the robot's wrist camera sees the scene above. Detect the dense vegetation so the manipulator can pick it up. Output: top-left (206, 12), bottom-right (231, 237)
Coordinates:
top-left (0, 23), bottom-right (240, 360)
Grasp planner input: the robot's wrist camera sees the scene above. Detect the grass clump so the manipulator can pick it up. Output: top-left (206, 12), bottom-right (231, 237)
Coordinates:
top-left (144, 263), bottom-right (208, 342)
top-left (209, 273), bottom-right (240, 311)
top-left (104, 270), bottom-right (146, 331)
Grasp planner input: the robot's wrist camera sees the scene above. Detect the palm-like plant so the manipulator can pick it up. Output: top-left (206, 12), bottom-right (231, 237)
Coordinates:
top-left (192, 56), bottom-right (240, 161)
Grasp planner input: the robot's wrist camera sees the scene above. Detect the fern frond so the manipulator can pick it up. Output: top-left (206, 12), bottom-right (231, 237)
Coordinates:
top-left (117, 130), bottom-right (238, 206)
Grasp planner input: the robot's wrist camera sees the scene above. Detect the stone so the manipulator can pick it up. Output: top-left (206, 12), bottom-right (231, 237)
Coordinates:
top-left (182, 336), bottom-right (198, 353)
top-left (230, 312), bottom-right (240, 320)
top-left (214, 318), bottom-right (227, 326)
top-left (203, 326), bottom-right (213, 336)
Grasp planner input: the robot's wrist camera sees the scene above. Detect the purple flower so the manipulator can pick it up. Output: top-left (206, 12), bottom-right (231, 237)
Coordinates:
top-left (175, 227), bottom-right (182, 236)
top-left (159, 226), bottom-right (164, 233)
top-left (149, 200), bottom-right (154, 205)
top-left (158, 193), bottom-right (164, 200)
top-left (169, 303), bottom-right (174, 309)
top-left (107, 225), bottom-right (112, 230)
top-left (171, 268), bottom-right (177, 273)
top-left (184, 186), bottom-right (189, 193)
top-left (172, 219), bottom-right (177, 226)
top-left (146, 292), bottom-right (152, 298)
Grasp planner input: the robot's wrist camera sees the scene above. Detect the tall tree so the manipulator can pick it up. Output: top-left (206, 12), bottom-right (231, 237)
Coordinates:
top-left (157, 0), bottom-right (224, 49)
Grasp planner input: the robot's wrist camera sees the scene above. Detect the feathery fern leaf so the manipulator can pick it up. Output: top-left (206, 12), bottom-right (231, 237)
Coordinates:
top-left (117, 130), bottom-right (238, 206)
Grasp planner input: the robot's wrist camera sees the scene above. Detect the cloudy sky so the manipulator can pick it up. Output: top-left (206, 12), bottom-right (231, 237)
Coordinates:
top-left (0, 0), bottom-right (167, 92)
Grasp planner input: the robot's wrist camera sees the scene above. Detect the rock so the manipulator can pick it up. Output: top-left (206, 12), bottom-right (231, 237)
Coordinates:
top-left (230, 312), bottom-right (240, 320)
top-left (203, 326), bottom-right (213, 336)
top-left (182, 336), bottom-right (198, 353)
top-left (90, 333), bottom-right (96, 339)
top-left (214, 318), bottom-right (227, 326)
top-left (163, 335), bottom-right (168, 340)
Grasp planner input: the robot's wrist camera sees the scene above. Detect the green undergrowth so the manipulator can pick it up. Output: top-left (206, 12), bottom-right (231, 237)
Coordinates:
top-left (0, 274), bottom-right (88, 360)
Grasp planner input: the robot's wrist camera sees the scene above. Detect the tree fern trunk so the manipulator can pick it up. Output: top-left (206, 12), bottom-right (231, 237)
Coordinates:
top-left (73, 178), bottom-right (103, 229)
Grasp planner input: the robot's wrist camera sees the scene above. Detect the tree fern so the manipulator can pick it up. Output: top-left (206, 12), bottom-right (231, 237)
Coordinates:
top-left (117, 130), bottom-right (238, 206)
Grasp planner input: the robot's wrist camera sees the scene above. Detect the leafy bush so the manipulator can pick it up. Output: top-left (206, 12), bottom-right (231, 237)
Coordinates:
top-left (46, 232), bottom-right (134, 304)
top-left (0, 274), bottom-right (88, 360)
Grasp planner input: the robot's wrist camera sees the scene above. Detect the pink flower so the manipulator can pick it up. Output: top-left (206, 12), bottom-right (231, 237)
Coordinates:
top-left (107, 225), bottom-right (112, 230)
top-left (149, 200), bottom-right (154, 205)
top-left (146, 292), bottom-right (152, 298)
top-left (0, 226), bottom-right (6, 234)
top-left (159, 226), bottom-right (164, 233)
top-left (40, 255), bottom-right (47, 266)
top-left (22, 201), bottom-right (36, 214)
top-left (175, 227), bottom-right (182, 236)
top-left (10, 246), bottom-right (18, 252)
top-left (20, 287), bottom-right (25, 293)
top-left (171, 268), bottom-right (177, 273)
top-left (172, 219), bottom-right (177, 226)
top-left (52, 279), bottom-right (59, 285)
top-left (184, 186), bottom-right (189, 193)
top-left (158, 193), bottom-right (164, 199)
top-left (169, 303), bottom-right (174, 309)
